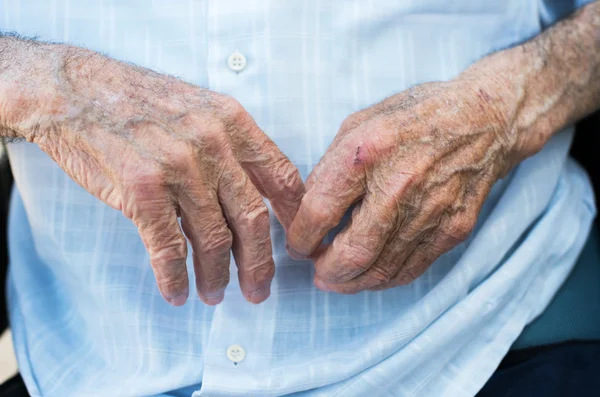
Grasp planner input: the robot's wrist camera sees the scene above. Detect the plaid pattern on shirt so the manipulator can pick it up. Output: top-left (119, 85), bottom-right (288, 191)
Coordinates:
top-left (3, 0), bottom-right (596, 396)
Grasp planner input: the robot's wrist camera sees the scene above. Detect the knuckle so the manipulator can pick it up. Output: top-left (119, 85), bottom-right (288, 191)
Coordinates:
top-left (343, 242), bottom-right (375, 270)
top-left (199, 122), bottom-right (230, 151)
top-left (269, 158), bottom-right (304, 201)
top-left (241, 259), bottom-right (275, 284)
top-left (221, 95), bottom-right (244, 115)
top-left (344, 138), bottom-right (376, 169)
top-left (339, 113), bottom-right (365, 132)
top-left (238, 199), bottom-right (270, 232)
top-left (394, 170), bottom-right (420, 192)
top-left (165, 141), bottom-right (200, 170)
top-left (178, 111), bottom-right (230, 152)
top-left (302, 200), bottom-right (339, 231)
top-left (123, 181), bottom-right (169, 221)
top-left (372, 201), bottom-right (400, 229)
top-left (123, 165), bottom-right (165, 197)
top-left (221, 96), bottom-right (251, 126)
top-left (327, 240), bottom-right (375, 281)
top-left (367, 121), bottom-right (394, 149)
top-left (395, 266), bottom-right (420, 285)
top-left (176, 112), bottom-right (204, 131)
top-left (149, 233), bottom-right (187, 266)
top-left (368, 265), bottom-right (395, 283)
top-left (202, 226), bottom-right (233, 257)
top-left (445, 214), bottom-right (477, 243)
top-left (182, 113), bottom-right (225, 143)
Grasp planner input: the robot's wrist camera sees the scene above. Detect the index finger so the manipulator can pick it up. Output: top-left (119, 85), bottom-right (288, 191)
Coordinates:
top-left (231, 110), bottom-right (305, 229)
top-left (286, 135), bottom-right (368, 258)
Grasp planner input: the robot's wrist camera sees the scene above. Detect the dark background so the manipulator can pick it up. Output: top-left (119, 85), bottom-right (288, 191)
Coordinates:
top-left (572, 112), bottom-right (600, 205)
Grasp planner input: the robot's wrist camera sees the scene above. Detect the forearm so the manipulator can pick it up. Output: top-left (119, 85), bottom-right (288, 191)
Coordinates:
top-left (462, 1), bottom-right (600, 161)
top-left (0, 34), bottom-right (72, 141)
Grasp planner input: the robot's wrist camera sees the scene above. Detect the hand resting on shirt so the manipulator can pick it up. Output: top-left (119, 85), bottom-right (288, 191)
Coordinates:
top-left (286, 78), bottom-right (518, 293)
top-left (0, 38), bottom-right (304, 306)
top-left (0, 2), bottom-right (598, 302)
top-left (286, 2), bottom-right (600, 293)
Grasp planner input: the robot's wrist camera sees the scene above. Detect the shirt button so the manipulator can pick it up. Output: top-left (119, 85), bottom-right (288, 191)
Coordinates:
top-left (226, 344), bottom-right (246, 364)
top-left (227, 51), bottom-right (247, 73)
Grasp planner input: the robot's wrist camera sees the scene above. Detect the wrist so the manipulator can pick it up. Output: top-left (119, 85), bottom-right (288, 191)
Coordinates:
top-left (458, 45), bottom-right (553, 167)
top-left (0, 37), bottom-right (66, 141)
top-left (456, 56), bottom-right (527, 173)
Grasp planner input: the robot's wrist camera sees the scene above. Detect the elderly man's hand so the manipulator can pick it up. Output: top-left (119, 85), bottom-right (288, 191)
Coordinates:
top-left (1, 42), bottom-right (304, 305)
top-left (287, 76), bottom-right (520, 293)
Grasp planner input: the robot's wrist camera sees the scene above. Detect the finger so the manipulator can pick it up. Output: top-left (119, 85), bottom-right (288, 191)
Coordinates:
top-left (371, 172), bottom-right (492, 291)
top-left (304, 109), bottom-right (378, 197)
top-left (353, 174), bottom-right (476, 292)
top-left (312, 196), bottom-right (397, 284)
top-left (373, 191), bottom-right (485, 291)
top-left (179, 186), bottom-right (233, 306)
top-left (315, 190), bottom-right (451, 294)
top-left (127, 184), bottom-right (189, 306)
top-left (217, 156), bottom-right (275, 304)
top-left (369, 231), bottom-right (455, 291)
top-left (286, 133), bottom-right (368, 259)
top-left (315, 230), bottom-right (422, 294)
top-left (365, 192), bottom-right (484, 292)
top-left (329, 108), bottom-right (380, 150)
top-left (230, 109), bottom-right (305, 229)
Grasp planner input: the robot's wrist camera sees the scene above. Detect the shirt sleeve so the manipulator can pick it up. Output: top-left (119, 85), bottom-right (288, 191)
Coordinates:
top-left (539, 0), bottom-right (595, 28)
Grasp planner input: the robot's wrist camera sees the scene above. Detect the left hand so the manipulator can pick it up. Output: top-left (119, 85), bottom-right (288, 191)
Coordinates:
top-left (286, 76), bottom-right (521, 293)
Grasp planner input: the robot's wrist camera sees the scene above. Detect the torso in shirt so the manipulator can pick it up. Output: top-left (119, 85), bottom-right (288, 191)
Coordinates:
top-left (3, 1), bottom-right (596, 396)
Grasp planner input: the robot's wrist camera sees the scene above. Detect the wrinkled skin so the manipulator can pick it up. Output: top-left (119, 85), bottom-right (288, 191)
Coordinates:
top-left (287, 78), bottom-right (519, 294)
top-left (286, 1), bottom-right (600, 294)
top-left (4, 0), bottom-right (600, 303)
top-left (4, 46), bottom-right (304, 306)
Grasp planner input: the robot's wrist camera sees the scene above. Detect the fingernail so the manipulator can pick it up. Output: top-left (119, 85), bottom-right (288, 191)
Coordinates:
top-left (167, 289), bottom-right (189, 306)
top-left (286, 244), bottom-right (306, 260)
top-left (247, 288), bottom-right (270, 304)
top-left (314, 278), bottom-right (332, 292)
top-left (203, 289), bottom-right (225, 306)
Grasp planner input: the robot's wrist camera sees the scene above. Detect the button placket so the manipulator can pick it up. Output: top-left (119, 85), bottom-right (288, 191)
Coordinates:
top-left (199, 281), bottom-right (279, 395)
top-left (201, 1), bottom-right (277, 394)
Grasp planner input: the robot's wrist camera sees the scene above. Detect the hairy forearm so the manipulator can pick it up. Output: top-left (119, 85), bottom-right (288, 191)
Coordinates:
top-left (462, 0), bottom-right (600, 160)
top-left (1, 31), bottom-right (307, 306)
top-left (0, 34), bottom-right (64, 140)
top-left (0, 35), bottom-right (27, 138)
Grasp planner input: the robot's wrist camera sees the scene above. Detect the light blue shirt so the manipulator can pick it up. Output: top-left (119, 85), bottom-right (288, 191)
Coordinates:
top-left (3, 1), bottom-right (596, 396)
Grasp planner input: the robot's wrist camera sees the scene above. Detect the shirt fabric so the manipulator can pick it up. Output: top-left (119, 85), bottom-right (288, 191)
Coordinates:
top-left (511, 223), bottom-right (600, 349)
top-left (2, 1), bottom-right (596, 396)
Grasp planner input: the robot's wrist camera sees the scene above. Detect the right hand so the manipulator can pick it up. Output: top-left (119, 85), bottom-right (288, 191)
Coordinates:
top-left (0, 42), bottom-right (305, 306)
